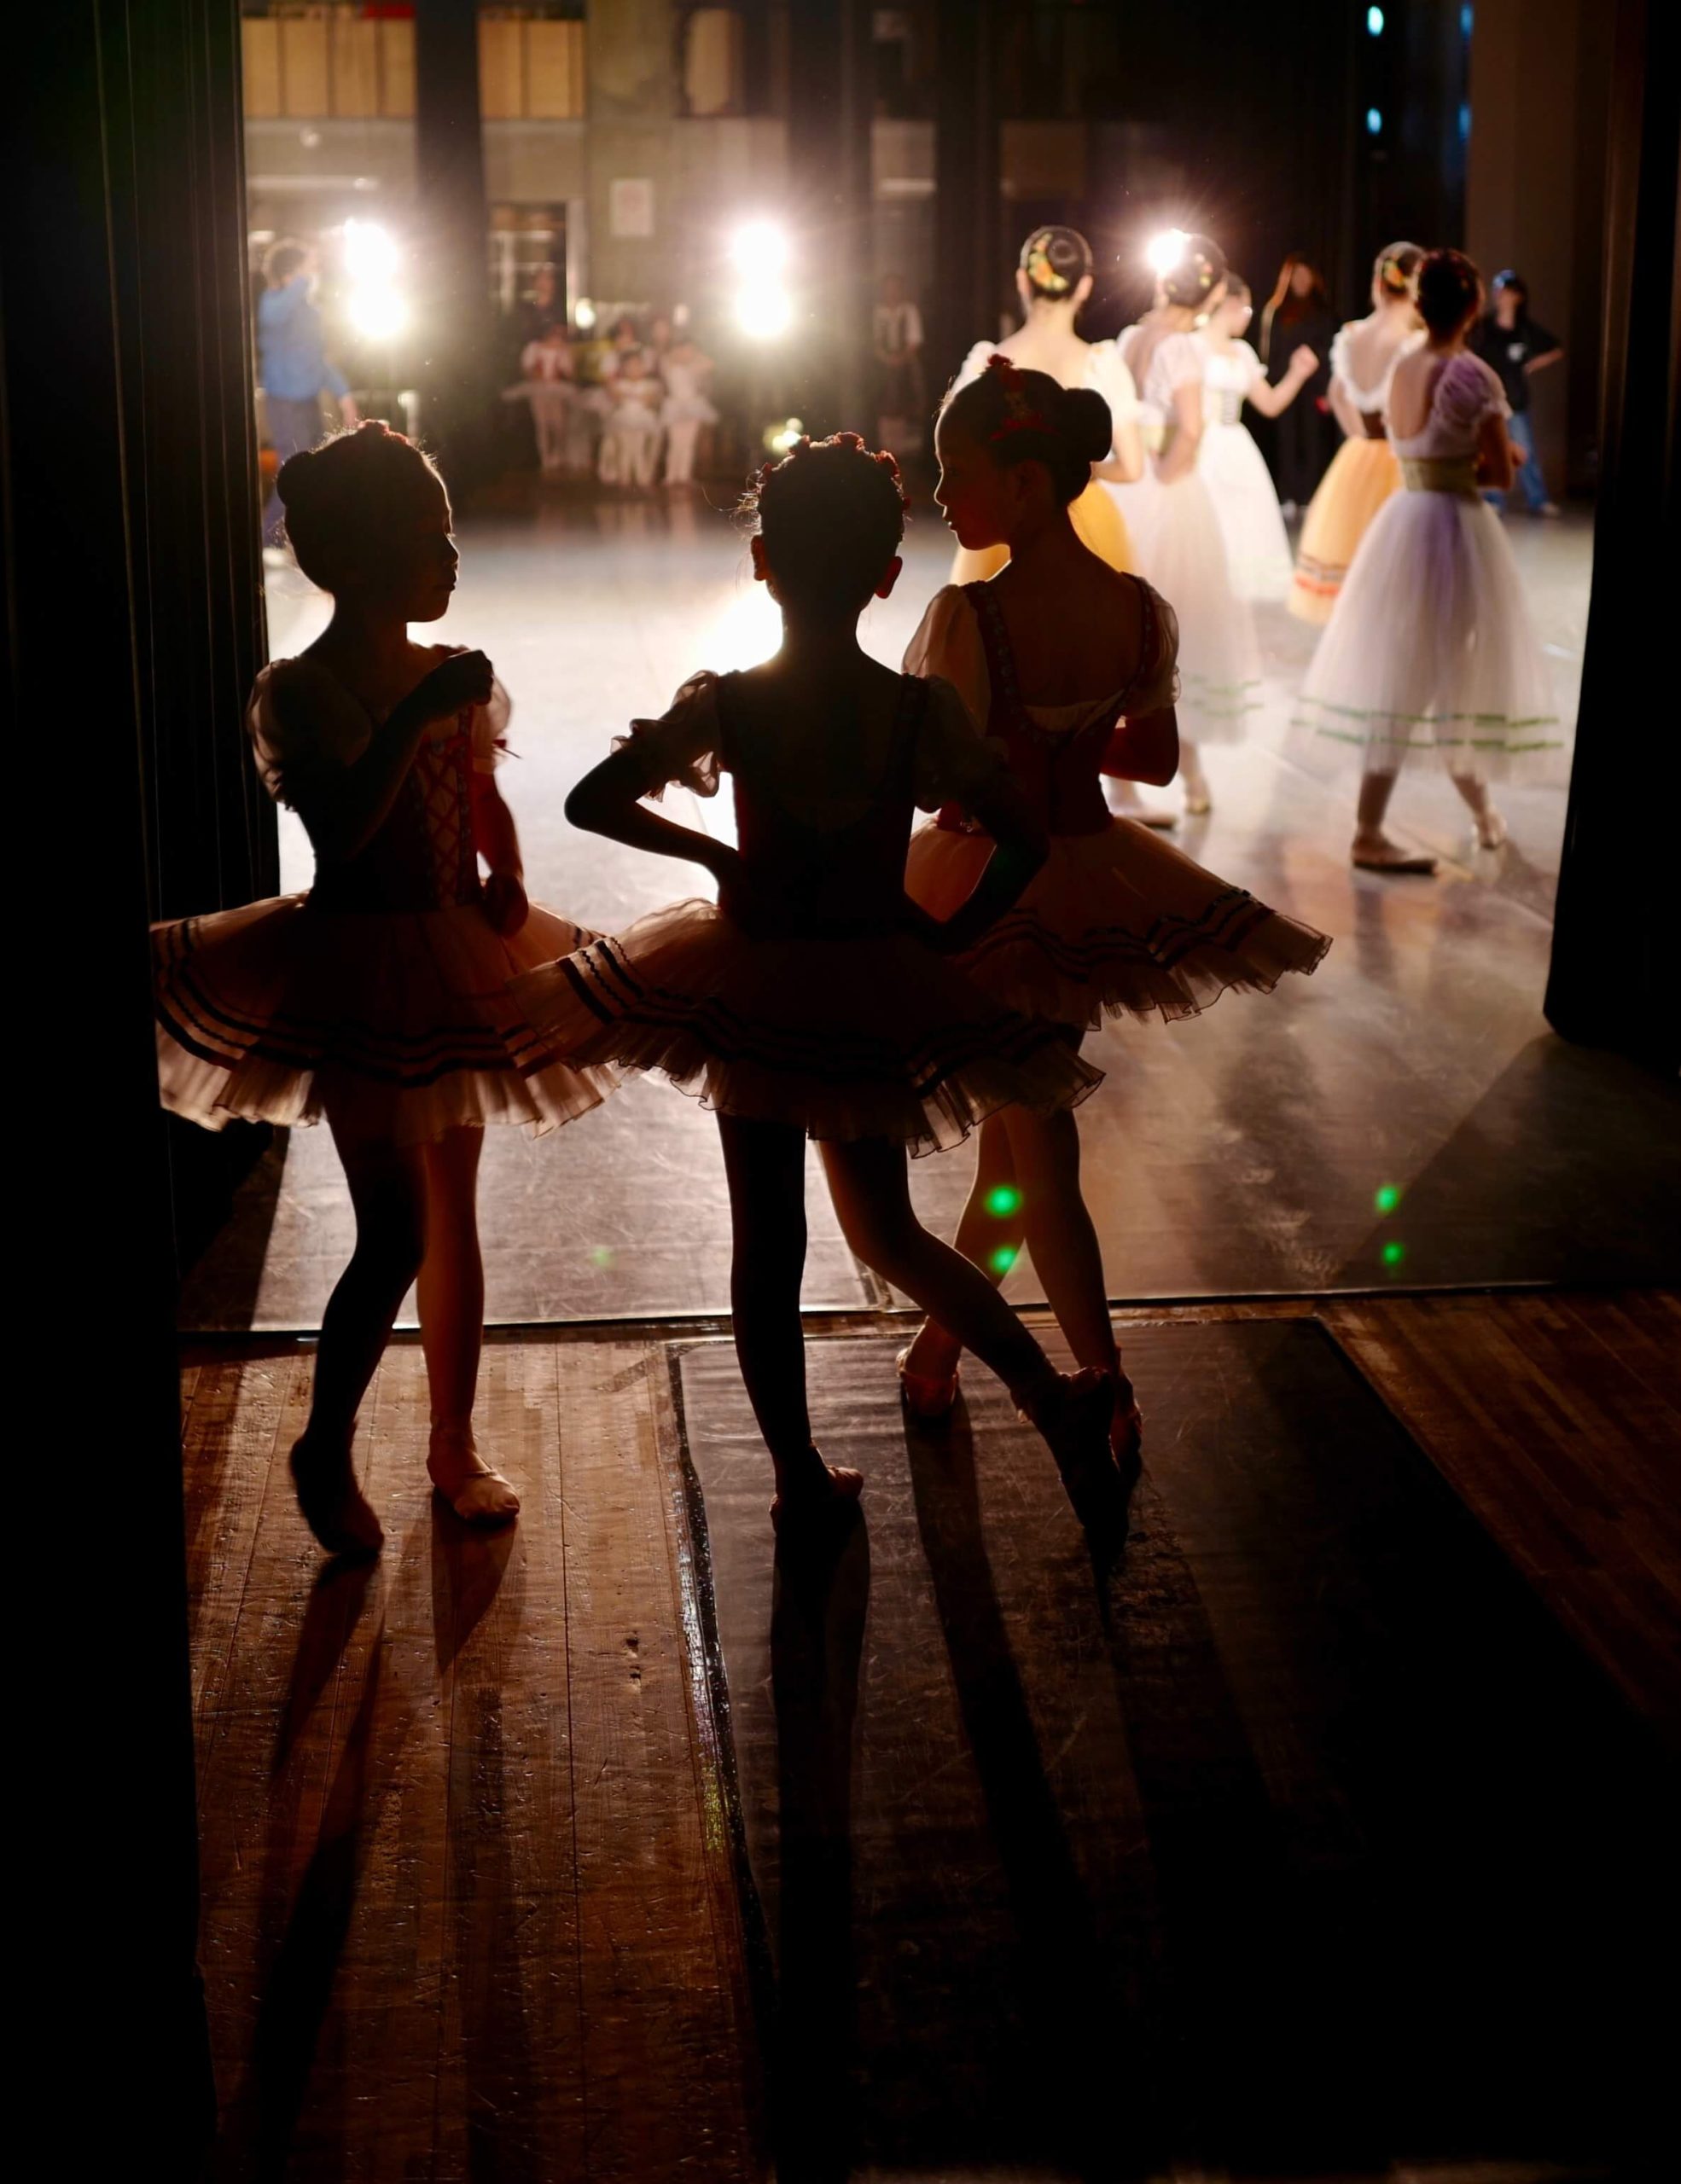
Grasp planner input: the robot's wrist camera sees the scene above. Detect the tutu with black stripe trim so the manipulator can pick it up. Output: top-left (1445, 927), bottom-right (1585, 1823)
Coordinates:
top-left (509, 667), bottom-right (1102, 1154)
top-left (512, 901), bottom-right (1100, 1155)
top-left (904, 578), bottom-right (1329, 1028)
top-left (152, 657), bottom-right (618, 1146)
top-left (905, 821), bottom-right (1329, 1029)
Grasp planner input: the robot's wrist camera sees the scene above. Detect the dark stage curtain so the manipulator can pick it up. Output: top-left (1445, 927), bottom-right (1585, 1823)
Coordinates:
top-left (3, 0), bottom-right (267, 2161)
top-left (1544, 0), bottom-right (1679, 1070)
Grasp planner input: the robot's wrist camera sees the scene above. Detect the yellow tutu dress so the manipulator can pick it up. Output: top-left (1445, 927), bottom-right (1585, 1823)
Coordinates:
top-left (948, 338), bottom-right (1137, 583)
top-left (1288, 324), bottom-right (1420, 625)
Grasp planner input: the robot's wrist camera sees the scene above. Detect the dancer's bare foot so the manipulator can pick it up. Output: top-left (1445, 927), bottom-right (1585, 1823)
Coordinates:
top-left (428, 1421), bottom-right (521, 1526)
top-left (1352, 829), bottom-right (1438, 874)
top-left (771, 1448), bottom-right (865, 1530)
top-left (291, 1432), bottom-right (384, 1557)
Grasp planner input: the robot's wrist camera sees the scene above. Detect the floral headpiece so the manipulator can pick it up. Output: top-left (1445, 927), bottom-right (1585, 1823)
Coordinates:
top-left (1377, 253), bottom-right (1415, 296)
top-left (982, 353), bottom-right (1050, 442)
top-left (1021, 232), bottom-right (1071, 295)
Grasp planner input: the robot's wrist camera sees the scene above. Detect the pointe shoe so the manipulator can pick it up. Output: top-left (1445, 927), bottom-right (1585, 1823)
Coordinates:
top-left (897, 1345), bottom-right (961, 1421)
top-left (428, 1421), bottom-right (521, 1526)
top-left (290, 1432), bottom-right (384, 1558)
top-left (771, 1450), bottom-right (865, 1531)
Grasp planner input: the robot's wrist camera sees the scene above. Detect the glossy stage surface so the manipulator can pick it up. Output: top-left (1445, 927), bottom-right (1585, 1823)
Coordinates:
top-left (183, 497), bottom-right (1679, 1330)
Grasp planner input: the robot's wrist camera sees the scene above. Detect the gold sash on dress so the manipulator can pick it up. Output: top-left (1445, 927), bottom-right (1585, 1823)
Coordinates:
top-left (1400, 455), bottom-right (1480, 496)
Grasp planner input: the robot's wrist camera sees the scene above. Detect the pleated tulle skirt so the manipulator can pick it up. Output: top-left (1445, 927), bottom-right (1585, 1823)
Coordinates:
top-left (508, 899), bottom-right (1102, 1154)
top-left (1294, 489), bottom-right (1564, 781)
top-left (1201, 421), bottom-right (1295, 601)
top-left (154, 893), bottom-right (618, 1146)
top-left (905, 818), bottom-right (1331, 1029)
top-left (1104, 468), bottom-right (1262, 742)
top-left (1288, 436), bottom-right (1400, 624)
top-left (950, 477), bottom-right (1134, 586)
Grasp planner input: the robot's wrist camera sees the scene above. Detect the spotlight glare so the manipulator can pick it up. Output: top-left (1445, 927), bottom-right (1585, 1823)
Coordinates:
top-left (985, 1184), bottom-right (1023, 1218)
top-left (1381, 1240), bottom-right (1406, 1268)
top-left (1374, 1183), bottom-right (1401, 1216)
top-left (573, 296), bottom-right (597, 330)
top-left (1366, 106), bottom-right (1384, 134)
top-left (348, 288), bottom-right (408, 340)
top-left (731, 218), bottom-right (790, 276)
top-left (736, 286), bottom-right (793, 340)
top-left (765, 415), bottom-right (806, 456)
top-left (1367, 5), bottom-right (1384, 32)
top-left (343, 218), bottom-right (398, 285)
top-left (1146, 227), bottom-right (1190, 277)
top-left (989, 1245), bottom-right (1019, 1275)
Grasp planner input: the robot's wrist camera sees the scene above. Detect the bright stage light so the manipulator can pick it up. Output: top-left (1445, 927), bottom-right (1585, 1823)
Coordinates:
top-left (574, 296), bottom-right (597, 330)
top-left (1367, 5), bottom-right (1384, 32)
top-left (1146, 228), bottom-right (1190, 276)
top-left (343, 218), bottom-right (398, 284)
top-left (1366, 106), bottom-right (1383, 134)
top-left (764, 415), bottom-right (805, 456)
top-left (730, 218), bottom-right (790, 276)
top-left (737, 287), bottom-right (793, 340)
top-left (349, 288), bottom-right (409, 340)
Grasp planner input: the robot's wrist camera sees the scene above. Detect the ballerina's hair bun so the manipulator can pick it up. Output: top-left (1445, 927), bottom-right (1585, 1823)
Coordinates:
top-left (741, 431), bottom-right (907, 613)
top-left (1158, 234), bottom-right (1226, 311)
top-left (277, 420), bottom-right (444, 591)
top-left (941, 356), bottom-right (1112, 506)
top-left (1373, 240), bottom-right (1425, 297)
top-left (1019, 225), bottom-right (1094, 301)
top-left (1415, 247), bottom-right (1484, 334)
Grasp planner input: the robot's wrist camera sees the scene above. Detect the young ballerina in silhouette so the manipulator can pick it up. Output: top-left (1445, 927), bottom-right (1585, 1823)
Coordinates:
top-left (521, 433), bottom-right (1121, 1527)
top-left (898, 359), bottom-right (1331, 1456)
top-left (154, 423), bottom-right (615, 1554)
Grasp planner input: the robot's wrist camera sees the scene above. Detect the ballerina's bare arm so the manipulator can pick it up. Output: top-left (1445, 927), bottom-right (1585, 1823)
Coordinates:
top-left (1243, 345), bottom-right (1318, 418)
top-left (1155, 380), bottom-right (1205, 482)
top-left (918, 770), bottom-right (1049, 956)
top-left (564, 743), bottom-right (739, 882)
top-left (1102, 704), bottom-right (1179, 787)
top-left (1475, 405), bottom-right (1515, 491)
top-left (282, 646), bottom-right (495, 862)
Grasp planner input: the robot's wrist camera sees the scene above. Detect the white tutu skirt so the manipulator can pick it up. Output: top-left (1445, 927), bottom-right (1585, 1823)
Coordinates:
top-left (1199, 421), bottom-right (1294, 601)
top-left (509, 899), bottom-right (1102, 1155)
top-left (1295, 490), bottom-right (1565, 780)
top-left (154, 895), bottom-right (618, 1147)
top-left (906, 820), bottom-right (1330, 1030)
top-left (1104, 469), bottom-right (1262, 742)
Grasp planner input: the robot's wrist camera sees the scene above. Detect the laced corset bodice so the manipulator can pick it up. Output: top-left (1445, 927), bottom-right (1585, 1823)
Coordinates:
top-left (311, 718), bottom-right (481, 914)
top-left (939, 582), bottom-right (1157, 839)
top-left (718, 671), bottom-right (929, 939)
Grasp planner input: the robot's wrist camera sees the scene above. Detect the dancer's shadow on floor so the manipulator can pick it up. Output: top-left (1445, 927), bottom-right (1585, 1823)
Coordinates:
top-left (771, 1507), bottom-right (870, 2184)
top-left (904, 1414), bottom-right (1141, 2181)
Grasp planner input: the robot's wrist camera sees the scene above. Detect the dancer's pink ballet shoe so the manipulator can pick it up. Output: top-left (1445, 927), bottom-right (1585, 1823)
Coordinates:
top-left (291, 1432), bottom-right (384, 1558)
top-left (1474, 806), bottom-right (1509, 851)
top-left (771, 1450), bottom-right (865, 1531)
top-left (428, 1421), bottom-right (521, 1526)
top-left (896, 1345), bottom-right (961, 1421)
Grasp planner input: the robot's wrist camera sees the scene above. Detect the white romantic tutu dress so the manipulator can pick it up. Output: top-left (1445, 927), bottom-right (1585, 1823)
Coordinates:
top-left (509, 671), bottom-right (1101, 1153)
top-left (1295, 351), bottom-right (1564, 779)
top-left (153, 659), bottom-right (617, 1146)
top-left (1108, 326), bottom-right (1263, 741)
top-left (1198, 337), bottom-right (1294, 601)
top-left (903, 582), bottom-right (1330, 1027)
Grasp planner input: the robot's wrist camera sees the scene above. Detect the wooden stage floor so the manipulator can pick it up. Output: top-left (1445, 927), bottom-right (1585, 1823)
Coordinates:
top-left (180, 501), bottom-right (1681, 1334)
top-left (183, 1290), bottom-right (1681, 2182)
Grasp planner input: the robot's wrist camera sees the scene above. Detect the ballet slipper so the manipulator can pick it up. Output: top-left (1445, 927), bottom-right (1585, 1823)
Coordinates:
top-left (428, 1420), bottom-right (521, 1526)
top-left (896, 1344), bottom-right (961, 1421)
top-left (1018, 1367), bottom-right (1123, 1522)
top-left (290, 1432), bottom-right (384, 1558)
top-left (1352, 843), bottom-right (1439, 874)
top-left (1111, 1368), bottom-right (1143, 1472)
top-left (771, 1450), bottom-right (865, 1531)
top-left (1474, 807), bottom-right (1508, 851)
top-left (1183, 787), bottom-right (1213, 817)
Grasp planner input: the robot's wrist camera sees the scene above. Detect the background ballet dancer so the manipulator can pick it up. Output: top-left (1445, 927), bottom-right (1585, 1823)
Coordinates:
top-left (1199, 275), bottom-right (1319, 601)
